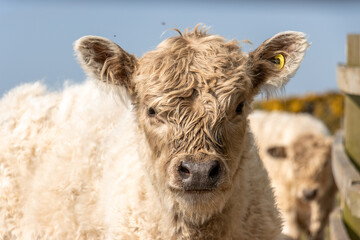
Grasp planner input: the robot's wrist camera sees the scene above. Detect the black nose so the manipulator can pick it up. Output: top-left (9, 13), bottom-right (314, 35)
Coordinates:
top-left (303, 189), bottom-right (318, 201)
top-left (178, 160), bottom-right (222, 191)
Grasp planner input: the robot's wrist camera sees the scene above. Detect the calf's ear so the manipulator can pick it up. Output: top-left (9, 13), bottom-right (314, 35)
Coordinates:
top-left (247, 31), bottom-right (309, 95)
top-left (74, 36), bottom-right (138, 96)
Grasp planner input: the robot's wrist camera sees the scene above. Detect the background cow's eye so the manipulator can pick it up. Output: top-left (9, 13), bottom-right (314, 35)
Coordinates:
top-left (147, 107), bottom-right (156, 117)
top-left (235, 102), bottom-right (244, 114)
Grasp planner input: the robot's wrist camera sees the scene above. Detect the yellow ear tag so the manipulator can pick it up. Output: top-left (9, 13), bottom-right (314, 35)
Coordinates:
top-left (274, 54), bottom-right (285, 69)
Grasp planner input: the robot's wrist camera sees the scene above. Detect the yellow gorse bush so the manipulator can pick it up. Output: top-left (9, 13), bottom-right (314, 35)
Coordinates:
top-left (253, 92), bottom-right (344, 134)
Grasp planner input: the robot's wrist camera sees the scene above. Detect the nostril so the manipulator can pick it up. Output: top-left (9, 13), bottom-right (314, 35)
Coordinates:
top-left (303, 189), bottom-right (318, 200)
top-left (178, 162), bottom-right (191, 179)
top-left (209, 161), bottom-right (220, 180)
top-left (311, 189), bottom-right (318, 198)
top-left (179, 165), bottom-right (190, 174)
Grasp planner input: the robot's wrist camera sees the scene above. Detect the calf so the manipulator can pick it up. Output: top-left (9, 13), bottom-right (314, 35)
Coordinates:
top-left (250, 110), bottom-right (337, 240)
top-left (0, 26), bottom-right (309, 239)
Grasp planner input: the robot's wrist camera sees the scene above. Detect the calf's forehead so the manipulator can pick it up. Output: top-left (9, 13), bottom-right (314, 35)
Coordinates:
top-left (135, 34), bottom-right (250, 104)
top-left (293, 135), bottom-right (331, 174)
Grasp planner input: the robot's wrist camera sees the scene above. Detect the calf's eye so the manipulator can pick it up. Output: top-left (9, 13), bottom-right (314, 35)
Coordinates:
top-left (147, 107), bottom-right (156, 117)
top-left (236, 102), bottom-right (244, 114)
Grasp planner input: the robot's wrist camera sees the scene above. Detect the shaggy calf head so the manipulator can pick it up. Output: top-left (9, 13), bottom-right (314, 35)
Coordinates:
top-left (75, 26), bottom-right (308, 222)
top-left (267, 134), bottom-right (332, 202)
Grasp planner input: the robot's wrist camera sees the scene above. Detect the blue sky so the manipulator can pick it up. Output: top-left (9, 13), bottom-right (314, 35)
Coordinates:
top-left (1, 0), bottom-right (360, 97)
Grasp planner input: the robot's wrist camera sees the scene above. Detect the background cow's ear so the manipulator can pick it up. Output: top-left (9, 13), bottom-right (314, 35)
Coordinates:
top-left (247, 31), bottom-right (309, 95)
top-left (267, 146), bottom-right (288, 159)
top-left (74, 36), bottom-right (138, 96)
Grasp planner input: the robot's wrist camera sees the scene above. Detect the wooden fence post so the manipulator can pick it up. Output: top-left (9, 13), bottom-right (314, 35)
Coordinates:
top-left (341, 35), bottom-right (360, 169)
top-left (331, 34), bottom-right (360, 240)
